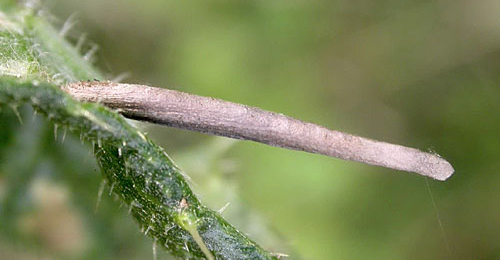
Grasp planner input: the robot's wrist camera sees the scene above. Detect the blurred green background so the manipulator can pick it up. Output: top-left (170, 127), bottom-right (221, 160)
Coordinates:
top-left (1, 0), bottom-right (500, 259)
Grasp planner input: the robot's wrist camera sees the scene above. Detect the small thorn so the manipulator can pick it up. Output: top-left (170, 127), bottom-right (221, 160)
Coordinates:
top-left (59, 13), bottom-right (76, 37)
top-left (217, 202), bottom-right (231, 214)
top-left (9, 104), bottom-right (22, 124)
top-left (54, 124), bottom-right (58, 140)
top-left (61, 127), bottom-right (67, 142)
top-left (271, 252), bottom-right (290, 259)
top-left (83, 148), bottom-right (93, 164)
top-left (109, 182), bottom-right (115, 196)
top-left (128, 200), bottom-right (135, 214)
top-left (145, 225), bottom-right (152, 235)
top-left (52, 73), bottom-right (62, 81)
top-left (164, 225), bottom-right (174, 235)
top-left (75, 33), bottom-right (87, 53)
top-left (124, 165), bottom-right (129, 176)
top-left (76, 32), bottom-right (87, 52)
top-left (95, 180), bottom-right (106, 213)
top-left (112, 72), bottom-right (131, 83)
top-left (153, 238), bottom-right (157, 260)
top-left (84, 44), bottom-right (98, 61)
top-left (32, 110), bottom-right (37, 121)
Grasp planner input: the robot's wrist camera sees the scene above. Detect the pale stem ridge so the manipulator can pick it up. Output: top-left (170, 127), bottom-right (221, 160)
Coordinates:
top-left (62, 81), bottom-right (454, 181)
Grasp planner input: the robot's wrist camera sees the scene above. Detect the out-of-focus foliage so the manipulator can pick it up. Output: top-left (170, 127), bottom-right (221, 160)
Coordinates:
top-left (1, 0), bottom-right (500, 259)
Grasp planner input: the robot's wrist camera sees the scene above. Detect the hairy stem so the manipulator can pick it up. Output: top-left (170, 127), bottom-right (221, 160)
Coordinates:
top-left (0, 4), bottom-right (279, 259)
top-left (0, 77), bottom-right (279, 259)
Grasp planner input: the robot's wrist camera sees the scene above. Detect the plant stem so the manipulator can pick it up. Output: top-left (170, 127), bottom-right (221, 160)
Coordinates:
top-left (63, 81), bottom-right (454, 181)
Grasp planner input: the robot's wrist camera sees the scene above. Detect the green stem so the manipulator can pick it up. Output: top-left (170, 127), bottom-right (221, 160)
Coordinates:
top-left (0, 4), bottom-right (278, 260)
